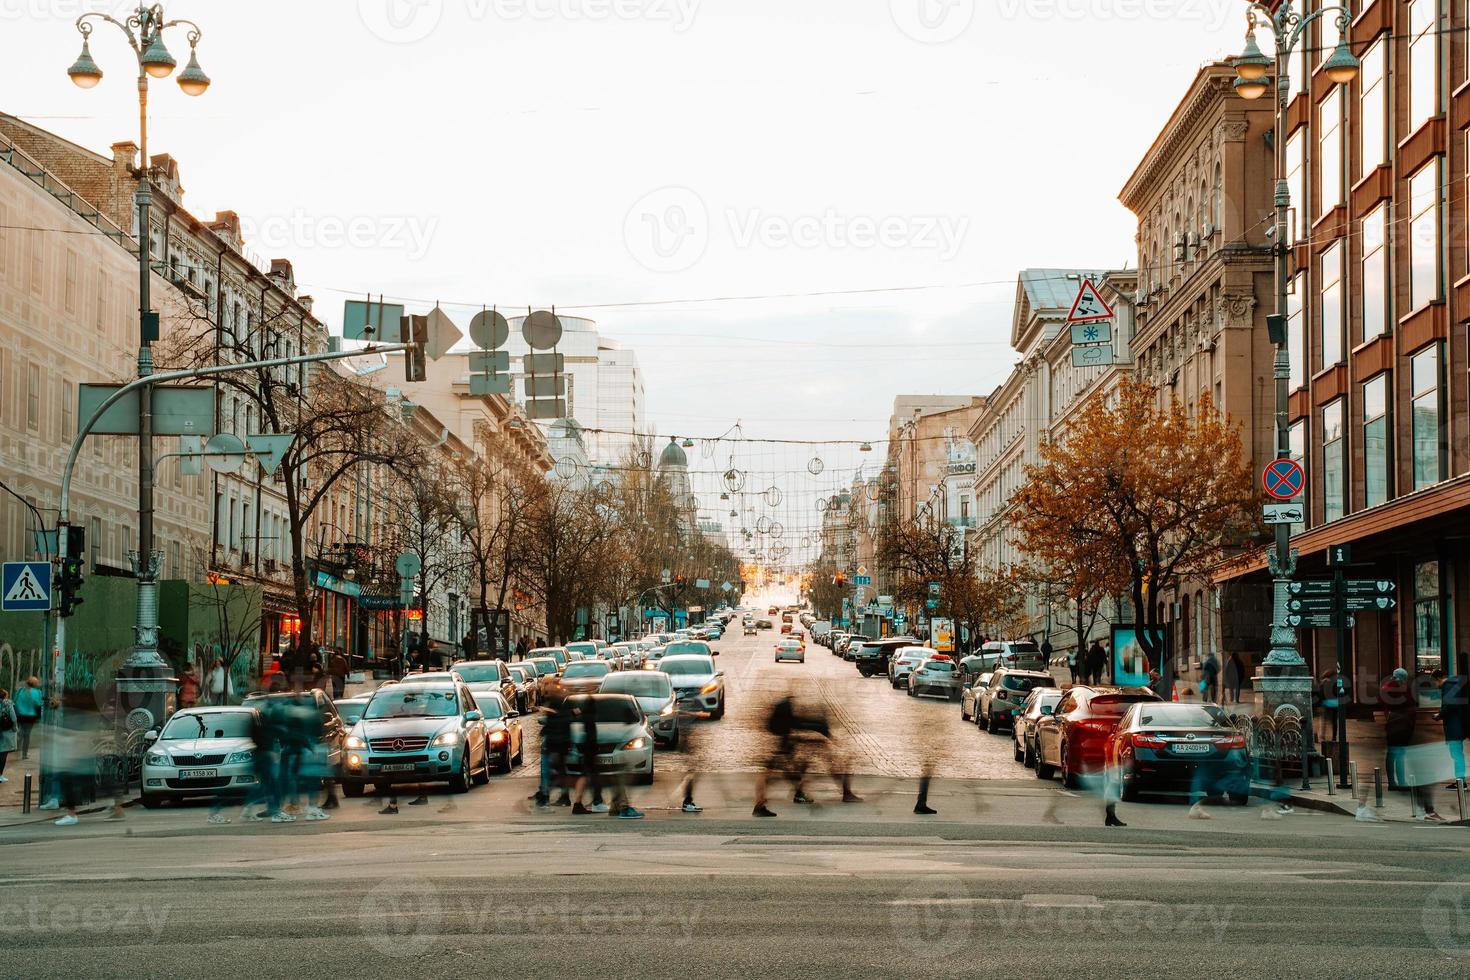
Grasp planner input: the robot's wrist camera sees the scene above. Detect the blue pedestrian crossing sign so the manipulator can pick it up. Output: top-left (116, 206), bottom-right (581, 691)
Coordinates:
top-left (2, 561), bottom-right (52, 611)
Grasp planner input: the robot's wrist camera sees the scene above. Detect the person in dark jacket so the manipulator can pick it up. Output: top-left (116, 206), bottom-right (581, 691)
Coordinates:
top-left (1224, 653), bottom-right (1245, 704)
top-left (1086, 642), bottom-right (1106, 686)
top-left (1438, 662), bottom-right (1469, 790)
top-left (1383, 668), bottom-right (1443, 821)
top-left (535, 695), bottom-right (574, 808)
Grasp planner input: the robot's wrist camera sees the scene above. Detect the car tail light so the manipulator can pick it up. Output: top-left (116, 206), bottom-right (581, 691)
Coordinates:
top-left (1130, 733), bottom-right (1167, 749)
top-left (1216, 735), bottom-right (1246, 749)
top-left (1077, 718), bottom-right (1115, 733)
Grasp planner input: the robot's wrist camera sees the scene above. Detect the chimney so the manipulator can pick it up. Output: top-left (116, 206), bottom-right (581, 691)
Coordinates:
top-left (111, 141), bottom-right (138, 175)
top-left (298, 295), bottom-right (314, 314)
top-left (208, 210), bottom-right (244, 250)
top-left (269, 259), bottom-right (296, 297)
top-left (149, 153), bottom-right (183, 202)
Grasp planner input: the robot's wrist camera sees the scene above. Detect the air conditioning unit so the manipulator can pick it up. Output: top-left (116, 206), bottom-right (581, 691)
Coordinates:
top-left (1203, 222), bottom-right (1216, 238)
top-left (1189, 233), bottom-right (1201, 249)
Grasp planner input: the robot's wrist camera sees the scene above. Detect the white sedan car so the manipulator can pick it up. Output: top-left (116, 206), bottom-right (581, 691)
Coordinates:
top-left (141, 706), bottom-right (259, 808)
top-left (774, 638), bottom-right (805, 663)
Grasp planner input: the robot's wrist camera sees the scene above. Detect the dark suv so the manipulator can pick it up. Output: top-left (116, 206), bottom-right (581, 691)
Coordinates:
top-left (851, 636), bottom-right (922, 677)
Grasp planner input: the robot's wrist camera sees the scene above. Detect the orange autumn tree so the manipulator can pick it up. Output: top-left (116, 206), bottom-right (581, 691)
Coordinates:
top-left (1010, 378), bottom-right (1254, 666)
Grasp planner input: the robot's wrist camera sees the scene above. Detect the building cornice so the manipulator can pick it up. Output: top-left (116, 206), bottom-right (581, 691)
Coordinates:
top-left (1119, 67), bottom-right (1236, 211)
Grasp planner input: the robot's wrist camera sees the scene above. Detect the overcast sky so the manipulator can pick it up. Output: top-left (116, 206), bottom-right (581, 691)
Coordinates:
top-left (6, 0), bottom-right (1248, 551)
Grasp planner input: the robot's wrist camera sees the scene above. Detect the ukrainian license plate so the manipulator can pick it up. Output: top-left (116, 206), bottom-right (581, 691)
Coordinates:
top-left (1170, 743), bottom-right (1212, 754)
top-left (596, 754), bottom-right (618, 765)
top-left (178, 768), bottom-right (217, 779)
top-left (380, 763), bottom-right (416, 772)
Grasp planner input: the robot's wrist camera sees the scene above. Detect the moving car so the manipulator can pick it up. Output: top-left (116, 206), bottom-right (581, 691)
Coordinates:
top-left (1103, 702), bottom-right (1249, 802)
top-left (1012, 687), bottom-right (1062, 767)
top-left (564, 693), bottom-right (656, 785)
top-left (557, 660), bottom-right (614, 697)
top-left (528, 657), bottom-right (564, 699)
top-left (141, 706), bottom-right (261, 808)
top-left (599, 669), bottom-right (680, 746)
top-left (529, 646), bottom-right (568, 670)
top-left (448, 659), bottom-right (518, 707)
top-left (959, 672), bottom-right (994, 723)
top-left (888, 647), bottom-right (930, 688)
top-left (476, 691), bottom-right (525, 773)
top-left (907, 657), bottom-right (960, 700)
top-left (1034, 685), bottom-right (1163, 787)
top-left (744, 621), bottom-right (758, 636)
top-left (756, 619), bottom-right (774, 630)
top-left (975, 668), bottom-right (1058, 733)
top-left (341, 681), bottom-right (492, 795)
top-left (334, 696), bottom-right (372, 726)
top-left (657, 653), bottom-right (726, 719)
top-left (565, 641), bottom-right (600, 662)
top-left (774, 638), bottom-right (805, 663)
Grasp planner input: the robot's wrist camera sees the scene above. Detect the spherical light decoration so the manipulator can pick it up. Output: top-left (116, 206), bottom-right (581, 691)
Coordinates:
top-left (764, 485), bottom-right (783, 507)
top-left (724, 468), bottom-right (746, 493)
top-left (807, 456), bottom-right (824, 475)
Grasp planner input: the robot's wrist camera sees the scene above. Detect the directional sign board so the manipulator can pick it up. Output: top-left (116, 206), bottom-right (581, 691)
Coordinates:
top-left (424, 307), bottom-right (463, 361)
top-left (343, 300), bottom-right (405, 342)
top-left (1, 561), bottom-right (51, 611)
top-left (1263, 502), bottom-right (1304, 525)
top-left (853, 575), bottom-right (872, 586)
top-left (1070, 321), bottom-right (1112, 345)
top-left (1262, 458), bottom-right (1305, 501)
top-left (1066, 279), bottom-right (1114, 324)
top-left (1343, 595), bottom-right (1397, 612)
top-left (1287, 613), bottom-right (1350, 629)
top-left (1343, 579), bottom-right (1395, 597)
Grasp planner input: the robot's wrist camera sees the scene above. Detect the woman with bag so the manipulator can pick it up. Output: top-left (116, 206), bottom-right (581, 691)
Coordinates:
top-left (0, 689), bottom-right (18, 783)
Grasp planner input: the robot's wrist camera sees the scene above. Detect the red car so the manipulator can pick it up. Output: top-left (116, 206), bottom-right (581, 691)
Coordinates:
top-left (1033, 685), bottom-right (1162, 788)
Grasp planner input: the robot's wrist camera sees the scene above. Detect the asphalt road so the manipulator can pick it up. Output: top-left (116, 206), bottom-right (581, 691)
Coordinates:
top-left (5, 617), bottom-right (1470, 977)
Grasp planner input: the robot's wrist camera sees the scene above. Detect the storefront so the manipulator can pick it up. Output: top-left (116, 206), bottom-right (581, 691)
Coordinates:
top-left (312, 569), bottom-right (361, 661)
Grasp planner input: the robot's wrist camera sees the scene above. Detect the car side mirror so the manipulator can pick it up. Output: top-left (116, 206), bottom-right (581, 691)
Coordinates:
top-left (144, 729), bottom-right (160, 743)
top-left (711, 650), bottom-right (720, 656)
top-left (465, 710), bottom-right (484, 722)
top-left (507, 710), bottom-right (520, 719)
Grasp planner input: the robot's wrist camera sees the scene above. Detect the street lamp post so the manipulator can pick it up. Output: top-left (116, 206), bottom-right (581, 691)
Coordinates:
top-left (66, 5), bottom-right (210, 709)
top-left (1232, 3), bottom-right (1357, 780)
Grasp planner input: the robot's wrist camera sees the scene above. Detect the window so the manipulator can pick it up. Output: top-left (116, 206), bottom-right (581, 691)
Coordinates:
top-left (1320, 242), bottom-right (1344, 368)
top-left (1317, 88), bottom-right (1343, 217)
top-left (1363, 373), bottom-right (1390, 508)
top-left (1414, 560), bottom-right (1444, 674)
top-left (1287, 32), bottom-right (1306, 101)
top-left (1410, 159), bottom-right (1443, 310)
top-left (1360, 37), bottom-right (1387, 175)
top-left (1409, 0), bottom-right (1438, 134)
top-left (1285, 130), bottom-right (1305, 242)
top-left (61, 379), bottom-right (74, 439)
top-left (121, 525), bottom-right (132, 565)
top-left (89, 516), bottom-right (101, 570)
top-left (214, 491), bottom-right (225, 547)
top-left (1361, 205), bottom-right (1388, 340)
top-left (1322, 399), bottom-right (1345, 523)
top-left (26, 362), bottom-right (39, 431)
top-left (1288, 275), bottom-right (1305, 390)
top-left (170, 541), bottom-right (181, 580)
top-left (1289, 420), bottom-right (1307, 534)
top-left (1412, 344), bottom-right (1445, 489)
top-left (1212, 163), bottom-right (1222, 229)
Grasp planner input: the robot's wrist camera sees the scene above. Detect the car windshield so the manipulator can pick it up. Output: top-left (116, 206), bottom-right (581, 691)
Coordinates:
top-left (1031, 691), bottom-right (1061, 710)
top-left (573, 698), bottom-right (641, 723)
top-left (508, 666), bottom-right (532, 681)
top-left (470, 696), bottom-right (506, 719)
top-left (162, 711), bottom-right (253, 739)
top-left (365, 688), bottom-right (460, 719)
top-left (530, 659), bottom-right (559, 676)
top-left (1002, 642), bottom-right (1040, 653)
top-left (1136, 704), bottom-right (1229, 728)
top-left (658, 659), bottom-right (714, 677)
top-left (666, 641), bottom-right (711, 656)
top-left (1090, 695), bottom-right (1157, 717)
top-left (1002, 674), bottom-right (1049, 691)
top-left (566, 643), bottom-right (597, 657)
top-left (336, 701), bottom-right (369, 725)
top-left (450, 663), bottom-right (503, 683)
top-left (563, 662), bottom-right (611, 679)
top-left (601, 674), bottom-right (672, 698)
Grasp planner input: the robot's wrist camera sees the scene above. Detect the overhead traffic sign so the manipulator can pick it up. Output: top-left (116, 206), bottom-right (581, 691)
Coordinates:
top-left (424, 306), bottom-right (463, 361)
top-left (1065, 279), bottom-right (1114, 324)
top-left (1262, 458), bottom-right (1305, 501)
top-left (246, 433), bottom-right (295, 477)
top-left (1071, 344), bottom-right (1113, 368)
top-left (2, 561), bottom-right (51, 611)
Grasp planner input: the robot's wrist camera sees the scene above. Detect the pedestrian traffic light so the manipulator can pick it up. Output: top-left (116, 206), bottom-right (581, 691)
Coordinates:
top-left (58, 523), bottom-right (85, 617)
top-left (404, 314), bottom-right (428, 382)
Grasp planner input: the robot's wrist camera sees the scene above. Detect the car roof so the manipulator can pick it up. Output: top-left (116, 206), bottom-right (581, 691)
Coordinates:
top-left (659, 653), bottom-right (715, 664)
top-left (172, 705), bottom-right (257, 715)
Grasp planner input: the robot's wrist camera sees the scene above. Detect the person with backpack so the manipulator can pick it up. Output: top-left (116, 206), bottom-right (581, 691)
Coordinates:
top-left (0, 688), bottom-right (17, 783)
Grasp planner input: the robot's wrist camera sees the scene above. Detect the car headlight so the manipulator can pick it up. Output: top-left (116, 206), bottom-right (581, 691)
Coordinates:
top-left (225, 750), bottom-right (254, 764)
top-left (345, 735), bottom-right (366, 749)
top-left (700, 681), bottom-right (720, 695)
top-left (145, 752), bottom-right (169, 767)
top-left (659, 702), bottom-right (675, 716)
top-left (489, 730), bottom-right (506, 744)
top-left (622, 737), bottom-right (647, 751)
top-left (431, 731), bottom-right (462, 746)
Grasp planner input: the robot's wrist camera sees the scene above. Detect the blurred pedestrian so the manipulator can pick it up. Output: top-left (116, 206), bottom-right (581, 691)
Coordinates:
top-left (15, 676), bottom-right (42, 760)
top-left (328, 650), bottom-right (349, 700)
top-left (1086, 641), bottom-right (1106, 687)
top-left (515, 636), bottom-right (530, 662)
top-left (1066, 646), bottom-right (1080, 685)
top-left (50, 696), bottom-right (123, 826)
top-left (913, 762), bottom-right (936, 815)
top-left (250, 695), bottom-right (290, 822)
top-left (208, 658), bottom-right (228, 705)
top-left (307, 656), bottom-right (328, 692)
top-left (0, 688), bottom-right (17, 783)
top-left (1438, 660), bottom-right (1468, 791)
top-left (1201, 651), bottom-right (1220, 704)
top-left (571, 697), bottom-right (608, 814)
top-left (179, 663), bottom-right (200, 709)
top-left (534, 694), bottom-right (573, 809)
top-left (753, 696), bottom-right (831, 817)
top-left (1225, 653), bottom-right (1244, 704)
top-left (1383, 667), bottom-right (1443, 821)
top-left (1317, 666), bottom-right (1345, 743)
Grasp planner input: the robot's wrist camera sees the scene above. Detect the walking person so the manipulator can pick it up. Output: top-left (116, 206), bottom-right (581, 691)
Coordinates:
top-left (1066, 646), bottom-right (1080, 686)
top-left (515, 636), bottom-right (530, 662)
top-left (533, 694), bottom-right (573, 808)
top-left (1317, 667), bottom-right (1345, 744)
top-left (208, 658), bottom-right (228, 705)
top-left (0, 688), bottom-right (17, 784)
top-left (1201, 651), bottom-right (1221, 704)
top-left (1086, 640), bottom-right (1106, 687)
top-left (179, 663), bottom-right (200, 709)
top-left (1438, 661), bottom-right (1468, 791)
top-left (328, 650), bottom-right (349, 700)
top-left (1383, 668), bottom-right (1443, 821)
top-left (571, 697), bottom-right (608, 814)
top-left (15, 676), bottom-right (42, 760)
top-left (1224, 652), bottom-right (1244, 704)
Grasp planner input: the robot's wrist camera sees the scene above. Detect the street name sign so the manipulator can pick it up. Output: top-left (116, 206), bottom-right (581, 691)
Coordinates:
top-left (1, 561), bottom-right (51, 611)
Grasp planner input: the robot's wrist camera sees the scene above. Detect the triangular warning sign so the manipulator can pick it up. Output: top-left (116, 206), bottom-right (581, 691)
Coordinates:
top-left (1066, 279), bottom-right (1114, 324)
top-left (5, 566), bottom-right (45, 603)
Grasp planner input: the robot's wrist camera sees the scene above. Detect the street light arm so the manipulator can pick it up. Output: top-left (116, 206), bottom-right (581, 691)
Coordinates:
top-left (74, 13), bottom-right (141, 53)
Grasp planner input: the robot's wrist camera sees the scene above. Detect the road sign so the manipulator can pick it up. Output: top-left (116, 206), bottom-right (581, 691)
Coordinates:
top-left (524, 375), bottom-right (567, 398)
top-left (423, 307), bottom-right (463, 361)
top-left (721, 581), bottom-right (733, 593)
top-left (523, 353), bottom-right (566, 375)
top-left (1289, 596), bottom-right (1336, 613)
top-left (204, 433), bottom-right (248, 473)
top-left (1263, 502), bottom-right (1304, 525)
top-left (1289, 579), bottom-right (1335, 596)
top-left (394, 551), bottom-right (422, 579)
top-left (1070, 321), bottom-right (1112, 345)
top-left (928, 581), bottom-right (941, 597)
top-left (79, 384), bottom-right (215, 436)
top-left (470, 374), bottom-right (512, 396)
top-left (661, 568), bottom-right (672, 584)
top-left (343, 299), bottom-right (405, 342)
top-left (1262, 458), bottom-right (1305, 501)
top-left (1287, 612), bottom-right (1351, 629)
top-left (1065, 278), bottom-right (1114, 324)
top-left (1343, 595), bottom-right (1396, 612)
top-left (1342, 579), bottom-right (1395, 597)
top-left (523, 310), bottom-right (563, 350)
top-left (853, 575), bottom-right (872, 586)
top-left (526, 398), bottom-right (567, 420)
top-left (469, 350), bottom-right (510, 373)
top-left (695, 578), bottom-right (711, 589)
top-left (1070, 344), bottom-right (1113, 368)
top-left (855, 565), bottom-right (868, 577)
top-left (1326, 544), bottom-right (1352, 567)
top-left (468, 308), bottom-right (510, 350)
top-left (246, 433), bottom-right (295, 477)
top-left (2, 561), bottom-right (51, 611)
top-left (925, 598), bottom-right (939, 610)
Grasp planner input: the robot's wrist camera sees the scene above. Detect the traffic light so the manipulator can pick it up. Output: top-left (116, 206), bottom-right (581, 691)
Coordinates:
top-left (674, 574), bottom-right (686, 587)
top-left (58, 523), bottom-right (85, 617)
top-left (404, 314), bottom-right (428, 382)
top-left (834, 571), bottom-right (846, 586)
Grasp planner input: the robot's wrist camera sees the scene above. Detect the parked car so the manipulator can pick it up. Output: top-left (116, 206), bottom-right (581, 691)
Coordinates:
top-left (141, 706), bottom-right (261, 808)
top-left (907, 657), bottom-right (961, 700)
top-left (1033, 685), bottom-right (1163, 787)
top-left (853, 636), bottom-right (921, 677)
top-left (888, 647), bottom-right (930, 688)
top-left (448, 659), bottom-right (519, 708)
top-left (599, 669), bottom-right (679, 747)
top-left (1012, 687), bottom-right (1063, 767)
top-left (656, 653), bottom-right (725, 718)
top-left (564, 693), bottom-right (656, 785)
top-left (1103, 701), bottom-right (1249, 802)
top-left (341, 681), bottom-right (491, 795)
top-left (774, 638), bottom-right (805, 663)
top-left (476, 691), bottom-right (525, 773)
top-left (971, 639), bottom-right (1048, 672)
top-left (959, 672), bottom-right (994, 723)
top-left (975, 668), bottom-right (1058, 734)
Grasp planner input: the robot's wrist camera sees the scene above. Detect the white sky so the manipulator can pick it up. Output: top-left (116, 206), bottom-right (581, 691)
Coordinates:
top-left (4, 0), bottom-right (1249, 548)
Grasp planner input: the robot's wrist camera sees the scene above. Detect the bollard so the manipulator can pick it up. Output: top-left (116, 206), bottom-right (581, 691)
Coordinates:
top-left (22, 772), bottom-right (32, 814)
top-left (1457, 780), bottom-right (1467, 824)
top-left (1325, 758), bottom-right (1335, 796)
top-left (1349, 761), bottom-right (1358, 800)
top-left (1374, 767), bottom-right (1384, 809)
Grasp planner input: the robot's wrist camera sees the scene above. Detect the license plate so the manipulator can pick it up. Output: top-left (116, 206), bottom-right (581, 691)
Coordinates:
top-left (380, 763), bottom-right (416, 772)
top-left (596, 754), bottom-right (618, 765)
top-left (178, 768), bottom-right (217, 779)
top-left (1170, 743), bottom-right (1212, 754)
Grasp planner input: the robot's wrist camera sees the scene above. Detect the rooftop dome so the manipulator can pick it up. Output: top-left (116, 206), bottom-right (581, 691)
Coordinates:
top-left (658, 437), bottom-right (688, 469)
